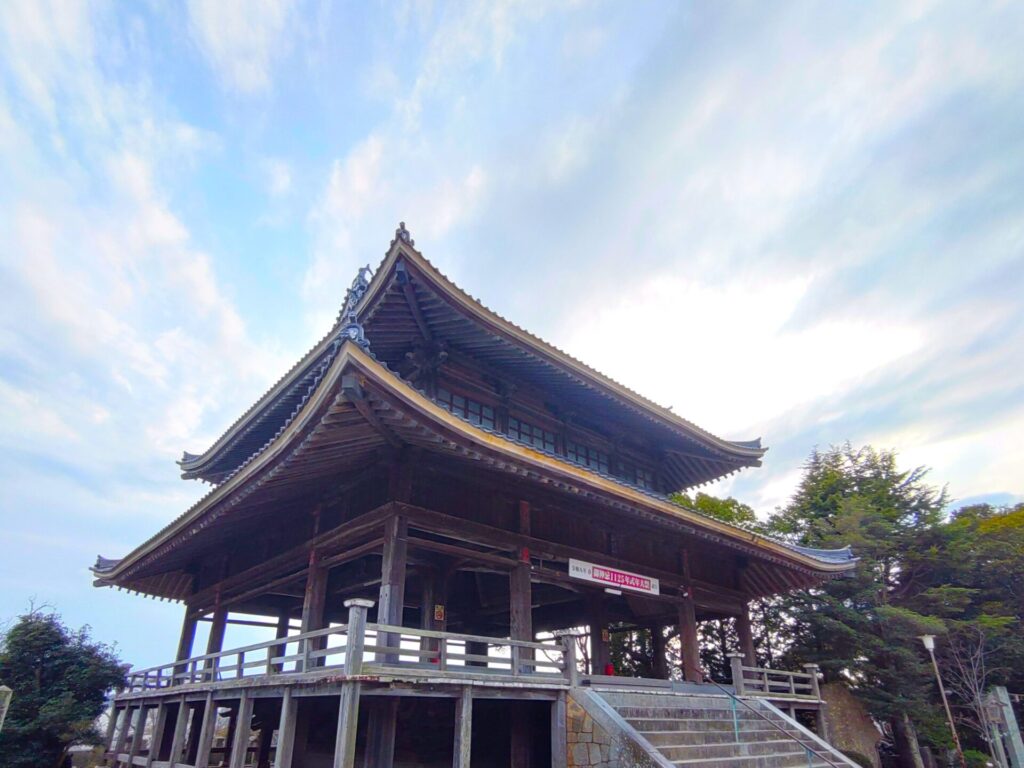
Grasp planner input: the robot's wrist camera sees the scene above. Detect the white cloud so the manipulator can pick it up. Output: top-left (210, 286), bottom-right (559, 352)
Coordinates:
top-left (262, 157), bottom-right (292, 197)
top-left (187, 0), bottom-right (294, 94)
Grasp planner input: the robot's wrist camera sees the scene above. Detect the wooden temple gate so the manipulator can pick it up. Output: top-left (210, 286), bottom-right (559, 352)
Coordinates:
top-left (93, 226), bottom-right (853, 767)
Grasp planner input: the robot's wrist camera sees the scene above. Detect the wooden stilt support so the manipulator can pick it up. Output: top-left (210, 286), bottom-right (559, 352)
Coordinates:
top-left (551, 692), bottom-right (568, 768)
top-left (271, 611), bottom-right (291, 673)
top-left (510, 500), bottom-right (533, 674)
top-left (364, 698), bottom-right (398, 768)
top-left (194, 694), bottom-right (217, 768)
top-left (453, 686), bottom-right (472, 768)
top-left (174, 608), bottom-right (198, 680)
top-left (127, 706), bottom-right (149, 766)
top-left (229, 693), bottom-right (254, 768)
top-left (737, 602), bottom-right (756, 666)
top-left (102, 701), bottom-right (118, 761)
top-left (273, 689), bottom-right (297, 768)
top-left (111, 706), bottom-right (131, 764)
top-left (145, 703), bottom-right (169, 767)
top-left (334, 682), bottom-right (362, 768)
top-left (168, 697), bottom-right (190, 767)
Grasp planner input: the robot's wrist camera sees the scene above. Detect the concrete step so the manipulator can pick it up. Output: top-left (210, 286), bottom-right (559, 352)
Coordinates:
top-left (639, 729), bottom-right (804, 746)
top-left (669, 752), bottom-right (833, 768)
top-left (623, 716), bottom-right (795, 732)
top-left (599, 692), bottom-right (740, 710)
top-left (658, 739), bottom-right (808, 761)
top-left (616, 706), bottom-right (768, 720)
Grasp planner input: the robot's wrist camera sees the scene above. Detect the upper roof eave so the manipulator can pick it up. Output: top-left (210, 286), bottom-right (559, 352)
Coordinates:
top-left (178, 226), bottom-right (765, 481)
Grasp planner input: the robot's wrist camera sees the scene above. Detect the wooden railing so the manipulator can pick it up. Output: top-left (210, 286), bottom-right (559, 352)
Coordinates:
top-left (123, 600), bottom-right (570, 694)
top-left (728, 653), bottom-right (821, 700)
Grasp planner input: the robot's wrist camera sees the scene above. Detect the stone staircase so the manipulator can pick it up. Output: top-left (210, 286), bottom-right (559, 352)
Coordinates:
top-left (595, 690), bottom-right (848, 768)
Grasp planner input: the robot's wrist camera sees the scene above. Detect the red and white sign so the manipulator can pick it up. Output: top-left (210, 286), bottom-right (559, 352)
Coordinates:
top-left (568, 559), bottom-right (660, 596)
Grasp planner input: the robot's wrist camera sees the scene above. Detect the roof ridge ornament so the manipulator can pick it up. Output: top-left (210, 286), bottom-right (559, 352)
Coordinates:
top-left (395, 221), bottom-right (414, 246)
top-left (336, 264), bottom-right (372, 350)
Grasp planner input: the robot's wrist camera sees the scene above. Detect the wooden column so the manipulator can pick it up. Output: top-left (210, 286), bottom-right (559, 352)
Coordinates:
top-left (678, 551), bottom-right (703, 683)
top-left (204, 601), bottom-right (228, 681)
top-left (677, 597), bottom-right (702, 683)
top-left (377, 514), bottom-right (408, 660)
top-left (510, 500), bottom-right (533, 674)
top-left (273, 689), bottom-right (297, 768)
top-left (453, 686), bottom-right (472, 768)
top-left (299, 550), bottom-right (328, 670)
top-left (551, 692), bottom-right (568, 768)
top-left (587, 597), bottom-right (610, 674)
top-left (194, 694), bottom-right (217, 768)
top-left (272, 611), bottom-right (291, 673)
top-left (334, 599), bottom-right (372, 768)
top-left (651, 625), bottom-right (668, 680)
top-left (229, 693), bottom-right (254, 768)
top-left (168, 697), bottom-right (190, 767)
top-left (736, 602), bottom-right (757, 666)
top-left (176, 609), bottom-right (198, 662)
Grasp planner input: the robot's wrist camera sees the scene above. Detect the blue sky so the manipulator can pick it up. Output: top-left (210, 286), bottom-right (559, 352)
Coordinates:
top-left (1, 1), bottom-right (1022, 669)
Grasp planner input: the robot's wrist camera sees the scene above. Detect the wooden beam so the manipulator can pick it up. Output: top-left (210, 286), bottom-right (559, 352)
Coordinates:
top-left (194, 694), bottom-right (217, 768)
top-left (551, 693), bottom-right (568, 768)
top-left (334, 682), bottom-right (362, 768)
top-left (343, 374), bottom-right (402, 449)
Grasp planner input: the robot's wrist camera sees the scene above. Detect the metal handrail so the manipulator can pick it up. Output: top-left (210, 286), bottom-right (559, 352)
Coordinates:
top-left (703, 678), bottom-right (850, 768)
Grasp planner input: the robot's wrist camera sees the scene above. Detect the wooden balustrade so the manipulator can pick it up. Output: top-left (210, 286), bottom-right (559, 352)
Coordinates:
top-left (122, 614), bottom-right (569, 694)
top-left (728, 653), bottom-right (821, 700)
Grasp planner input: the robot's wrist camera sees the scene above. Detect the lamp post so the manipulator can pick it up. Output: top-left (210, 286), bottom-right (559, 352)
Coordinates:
top-left (919, 635), bottom-right (967, 768)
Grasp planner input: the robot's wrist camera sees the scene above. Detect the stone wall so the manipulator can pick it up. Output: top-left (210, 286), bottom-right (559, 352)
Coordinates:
top-left (821, 682), bottom-right (882, 768)
top-left (567, 695), bottom-right (614, 767)
top-left (564, 690), bottom-right (670, 768)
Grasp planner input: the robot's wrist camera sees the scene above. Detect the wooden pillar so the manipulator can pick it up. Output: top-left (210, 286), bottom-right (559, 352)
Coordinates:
top-left (377, 514), bottom-right (408, 661)
top-left (299, 550), bottom-right (328, 670)
top-left (651, 625), bottom-right (668, 680)
top-left (453, 686), bottom-right (472, 768)
top-left (176, 608), bottom-right (198, 662)
top-left (194, 694), bottom-right (217, 768)
top-left (257, 722), bottom-right (275, 768)
top-left (168, 697), bottom-right (189, 767)
top-left (272, 611), bottom-right (291, 673)
top-left (510, 500), bottom-right (533, 674)
top-left (206, 606), bottom-right (228, 655)
top-left (551, 692), bottom-right (568, 768)
top-left (677, 598), bottom-right (702, 683)
top-left (229, 693), bottom-right (254, 768)
top-left (222, 702), bottom-right (239, 767)
top-left (587, 597), bottom-right (610, 674)
top-left (678, 551), bottom-right (703, 683)
top-left (185, 699), bottom-right (206, 764)
top-left (273, 689), bottom-right (297, 768)
top-left (736, 602), bottom-right (757, 666)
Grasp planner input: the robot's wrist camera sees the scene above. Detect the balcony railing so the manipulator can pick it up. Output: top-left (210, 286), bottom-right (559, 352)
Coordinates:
top-left (122, 601), bottom-right (570, 694)
top-left (728, 653), bottom-right (821, 700)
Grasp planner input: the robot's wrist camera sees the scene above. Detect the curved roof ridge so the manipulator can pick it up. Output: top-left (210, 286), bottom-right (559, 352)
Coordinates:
top-left (373, 238), bottom-right (765, 460)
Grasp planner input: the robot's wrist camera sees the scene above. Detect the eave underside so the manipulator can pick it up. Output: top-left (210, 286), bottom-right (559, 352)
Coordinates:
top-left (95, 350), bottom-right (853, 607)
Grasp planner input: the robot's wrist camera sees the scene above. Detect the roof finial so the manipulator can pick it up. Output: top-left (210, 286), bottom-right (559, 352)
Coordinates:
top-left (336, 265), bottom-right (372, 350)
top-left (396, 221), bottom-right (414, 246)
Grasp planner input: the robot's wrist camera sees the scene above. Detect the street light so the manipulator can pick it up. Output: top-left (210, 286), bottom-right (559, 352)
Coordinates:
top-left (919, 635), bottom-right (967, 768)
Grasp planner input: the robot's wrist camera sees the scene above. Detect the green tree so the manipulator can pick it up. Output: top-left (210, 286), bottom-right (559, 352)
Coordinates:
top-left (767, 445), bottom-right (949, 768)
top-left (672, 491), bottom-right (765, 533)
top-left (0, 610), bottom-right (125, 768)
